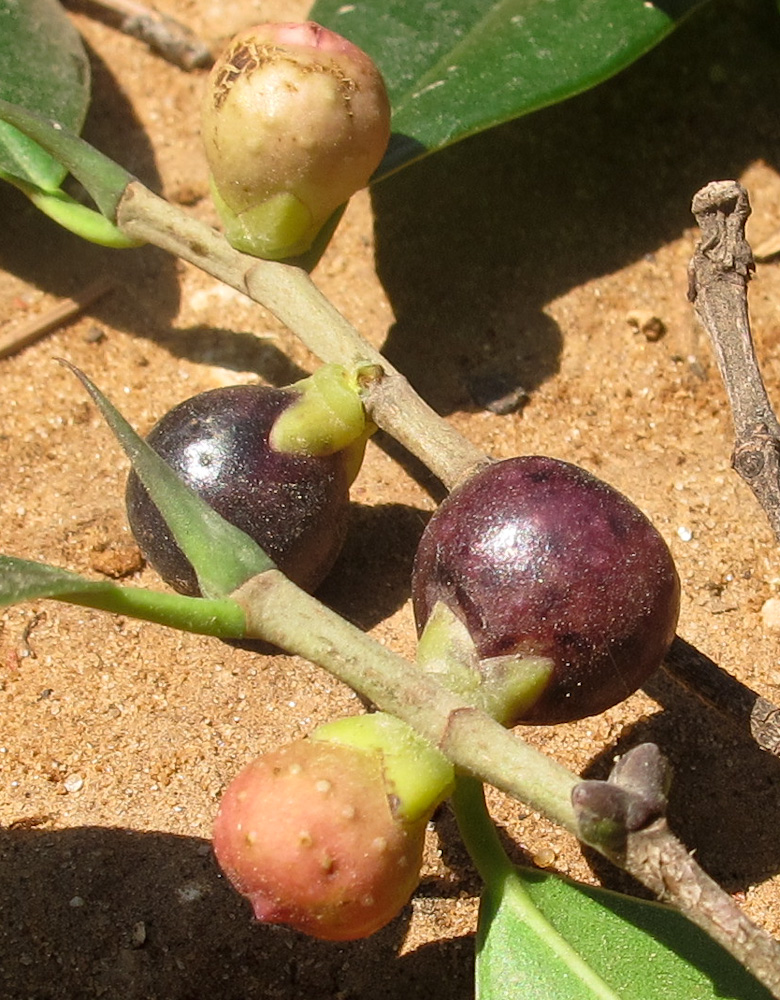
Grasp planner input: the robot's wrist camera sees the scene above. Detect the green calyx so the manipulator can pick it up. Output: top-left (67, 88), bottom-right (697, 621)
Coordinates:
top-left (209, 177), bottom-right (316, 260)
top-left (311, 711), bottom-right (454, 825)
top-left (417, 601), bottom-right (553, 726)
top-left (416, 601), bottom-right (483, 697)
top-left (478, 654), bottom-right (554, 726)
top-left (270, 363), bottom-right (379, 477)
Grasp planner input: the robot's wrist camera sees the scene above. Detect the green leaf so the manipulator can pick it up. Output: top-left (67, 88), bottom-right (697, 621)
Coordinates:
top-left (0, 0), bottom-right (90, 190)
top-left (309, 0), bottom-right (709, 179)
top-left (62, 362), bottom-right (276, 599)
top-left (0, 555), bottom-right (246, 638)
top-left (477, 868), bottom-right (772, 1000)
top-left (452, 777), bottom-right (770, 1000)
top-left (0, 99), bottom-right (134, 223)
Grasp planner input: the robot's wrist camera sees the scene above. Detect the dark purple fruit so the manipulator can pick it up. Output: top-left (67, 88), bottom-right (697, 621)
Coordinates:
top-left (126, 384), bottom-right (351, 596)
top-left (412, 456), bottom-right (680, 725)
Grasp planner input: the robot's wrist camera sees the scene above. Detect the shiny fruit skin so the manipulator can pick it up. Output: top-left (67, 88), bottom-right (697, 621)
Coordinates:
top-left (412, 456), bottom-right (680, 724)
top-left (126, 385), bottom-right (350, 595)
top-left (212, 740), bottom-right (425, 940)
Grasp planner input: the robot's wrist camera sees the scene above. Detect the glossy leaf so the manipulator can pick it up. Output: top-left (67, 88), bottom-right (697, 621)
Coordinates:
top-left (309, 0), bottom-right (709, 179)
top-left (62, 362), bottom-right (276, 599)
top-left (477, 867), bottom-right (772, 1000)
top-left (0, 555), bottom-right (246, 638)
top-left (0, 0), bottom-right (90, 190)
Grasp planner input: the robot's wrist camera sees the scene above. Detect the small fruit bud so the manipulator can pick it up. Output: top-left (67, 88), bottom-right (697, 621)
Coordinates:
top-left (202, 21), bottom-right (391, 260)
top-left (213, 714), bottom-right (452, 941)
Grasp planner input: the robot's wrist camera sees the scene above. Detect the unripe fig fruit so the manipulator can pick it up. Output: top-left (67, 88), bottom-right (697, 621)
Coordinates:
top-left (202, 21), bottom-right (391, 259)
top-left (213, 735), bottom-right (430, 940)
top-left (126, 384), bottom-right (352, 596)
top-left (412, 456), bottom-right (680, 725)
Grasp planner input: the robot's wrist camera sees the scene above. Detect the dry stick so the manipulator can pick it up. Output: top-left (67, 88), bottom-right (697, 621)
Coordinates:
top-left (688, 180), bottom-right (780, 542)
top-left (0, 277), bottom-right (112, 360)
top-left (62, 0), bottom-right (213, 70)
top-left (115, 182), bottom-right (780, 991)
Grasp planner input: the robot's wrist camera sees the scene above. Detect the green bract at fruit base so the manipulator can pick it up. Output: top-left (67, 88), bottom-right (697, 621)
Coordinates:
top-left (2, 2), bottom-right (780, 999)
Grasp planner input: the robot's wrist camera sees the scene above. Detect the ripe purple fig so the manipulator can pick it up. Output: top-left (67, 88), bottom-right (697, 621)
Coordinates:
top-left (125, 384), bottom-right (352, 596)
top-left (412, 456), bottom-right (680, 725)
top-left (212, 722), bottom-right (446, 940)
top-left (202, 21), bottom-right (391, 259)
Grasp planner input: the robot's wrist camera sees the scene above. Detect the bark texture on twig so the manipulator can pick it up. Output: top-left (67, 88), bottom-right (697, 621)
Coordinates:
top-left (622, 818), bottom-right (780, 996)
top-left (689, 180), bottom-right (780, 542)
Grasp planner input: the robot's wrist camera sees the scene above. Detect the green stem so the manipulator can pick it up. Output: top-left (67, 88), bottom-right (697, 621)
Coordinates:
top-left (59, 587), bottom-right (246, 637)
top-left (115, 182), bottom-right (489, 491)
top-left (451, 775), bottom-right (515, 887)
top-left (232, 569), bottom-right (578, 830)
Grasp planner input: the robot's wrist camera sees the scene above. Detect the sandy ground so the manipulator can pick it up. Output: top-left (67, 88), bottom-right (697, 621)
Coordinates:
top-left (2, 0), bottom-right (780, 997)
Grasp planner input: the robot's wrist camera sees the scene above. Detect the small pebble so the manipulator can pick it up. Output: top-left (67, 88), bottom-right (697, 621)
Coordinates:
top-left (64, 773), bottom-right (84, 793)
top-left (677, 526), bottom-right (693, 542)
top-left (761, 598), bottom-right (780, 630)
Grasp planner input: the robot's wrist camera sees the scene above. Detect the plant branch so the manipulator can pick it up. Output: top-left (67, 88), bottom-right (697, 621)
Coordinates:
top-left (688, 180), bottom-right (780, 543)
top-left (621, 815), bottom-right (780, 995)
top-left (115, 182), bottom-right (489, 491)
top-left (231, 569), bottom-right (579, 829)
top-left (113, 177), bottom-right (780, 984)
top-left (114, 179), bottom-right (780, 759)
top-left (573, 743), bottom-right (780, 995)
top-left (231, 568), bottom-right (780, 995)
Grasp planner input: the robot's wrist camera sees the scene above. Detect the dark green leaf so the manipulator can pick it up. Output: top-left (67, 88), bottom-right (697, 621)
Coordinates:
top-left (477, 867), bottom-right (772, 1000)
top-left (310, 0), bottom-right (709, 179)
top-left (0, 0), bottom-right (90, 190)
top-left (62, 362), bottom-right (276, 599)
top-left (0, 555), bottom-right (246, 638)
